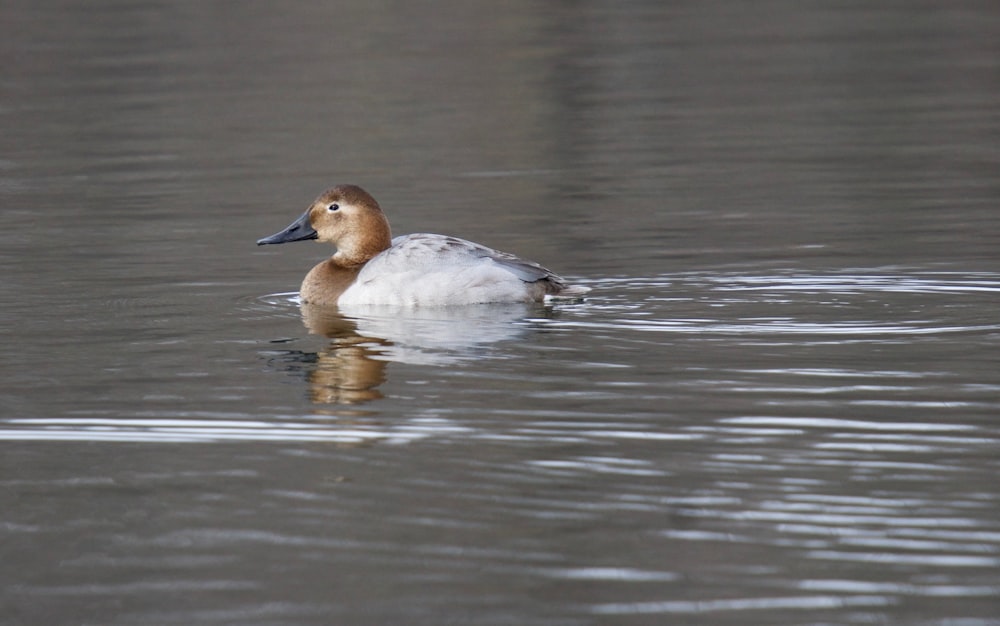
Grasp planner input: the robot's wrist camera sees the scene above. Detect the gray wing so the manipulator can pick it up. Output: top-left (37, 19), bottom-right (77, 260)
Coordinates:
top-left (394, 234), bottom-right (565, 286)
top-left (484, 250), bottom-right (563, 285)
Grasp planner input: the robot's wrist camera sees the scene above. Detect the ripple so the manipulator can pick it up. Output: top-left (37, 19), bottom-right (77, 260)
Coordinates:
top-left (721, 417), bottom-right (977, 432)
top-left (806, 551), bottom-right (1000, 567)
top-left (589, 593), bottom-right (894, 614)
top-left (538, 567), bottom-right (678, 582)
top-left (703, 272), bottom-right (1000, 295)
top-left (800, 579), bottom-right (1000, 597)
top-left (13, 580), bottom-right (259, 595)
top-left (0, 415), bottom-right (469, 444)
top-left (555, 269), bottom-right (1000, 339)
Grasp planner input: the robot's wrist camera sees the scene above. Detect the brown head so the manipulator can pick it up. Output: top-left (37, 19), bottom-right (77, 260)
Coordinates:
top-left (257, 184), bottom-right (393, 266)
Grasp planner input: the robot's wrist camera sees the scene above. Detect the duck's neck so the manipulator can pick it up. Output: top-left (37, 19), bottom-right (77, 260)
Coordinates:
top-left (332, 237), bottom-right (392, 267)
top-left (332, 249), bottom-right (374, 268)
top-left (333, 213), bottom-right (392, 266)
top-left (333, 233), bottom-right (392, 266)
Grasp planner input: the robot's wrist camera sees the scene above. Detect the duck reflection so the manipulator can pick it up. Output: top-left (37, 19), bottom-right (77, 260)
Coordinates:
top-left (299, 303), bottom-right (391, 405)
top-left (277, 301), bottom-right (540, 406)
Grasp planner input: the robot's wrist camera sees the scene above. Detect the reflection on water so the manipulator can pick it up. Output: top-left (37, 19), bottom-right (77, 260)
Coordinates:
top-left (305, 343), bottom-right (387, 405)
top-left (281, 302), bottom-right (391, 405)
top-left (309, 300), bottom-right (539, 365)
top-left (262, 298), bottom-right (549, 408)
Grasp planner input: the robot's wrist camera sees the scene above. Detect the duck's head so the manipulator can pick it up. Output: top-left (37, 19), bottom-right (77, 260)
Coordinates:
top-left (257, 184), bottom-right (392, 265)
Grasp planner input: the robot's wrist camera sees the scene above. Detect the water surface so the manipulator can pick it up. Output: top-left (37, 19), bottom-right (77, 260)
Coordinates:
top-left (2, 1), bottom-right (999, 624)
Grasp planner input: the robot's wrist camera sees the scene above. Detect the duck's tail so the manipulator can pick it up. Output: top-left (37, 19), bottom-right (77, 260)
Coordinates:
top-left (545, 283), bottom-right (591, 302)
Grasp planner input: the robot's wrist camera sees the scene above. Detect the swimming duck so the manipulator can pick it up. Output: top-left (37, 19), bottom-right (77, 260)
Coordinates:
top-left (257, 185), bottom-right (589, 306)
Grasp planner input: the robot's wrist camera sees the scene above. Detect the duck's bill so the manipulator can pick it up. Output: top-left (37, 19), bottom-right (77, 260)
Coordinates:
top-left (257, 210), bottom-right (318, 245)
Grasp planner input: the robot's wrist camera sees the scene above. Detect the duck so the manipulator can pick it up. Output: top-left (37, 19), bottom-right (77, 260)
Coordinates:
top-left (257, 184), bottom-right (589, 306)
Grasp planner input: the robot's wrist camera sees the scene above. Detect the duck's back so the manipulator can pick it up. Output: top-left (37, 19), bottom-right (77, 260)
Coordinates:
top-left (338, 234), bottom-right (570, 306)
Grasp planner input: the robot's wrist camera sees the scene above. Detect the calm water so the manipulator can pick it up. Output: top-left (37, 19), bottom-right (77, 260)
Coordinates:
top-left (2, 1), bottom-right (1000, 624)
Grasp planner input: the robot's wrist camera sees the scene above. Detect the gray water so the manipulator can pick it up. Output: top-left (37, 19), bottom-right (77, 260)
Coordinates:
top-left (2, 1), bottom-right (1000, 624)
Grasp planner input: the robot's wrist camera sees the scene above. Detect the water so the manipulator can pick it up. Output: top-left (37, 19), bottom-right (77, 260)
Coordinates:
top-left (2, 1), bottom-right (1000, 624)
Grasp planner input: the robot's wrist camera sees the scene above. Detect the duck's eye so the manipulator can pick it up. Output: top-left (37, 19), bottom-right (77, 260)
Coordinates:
top-left (327, 203), bottom-right (340, 212)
